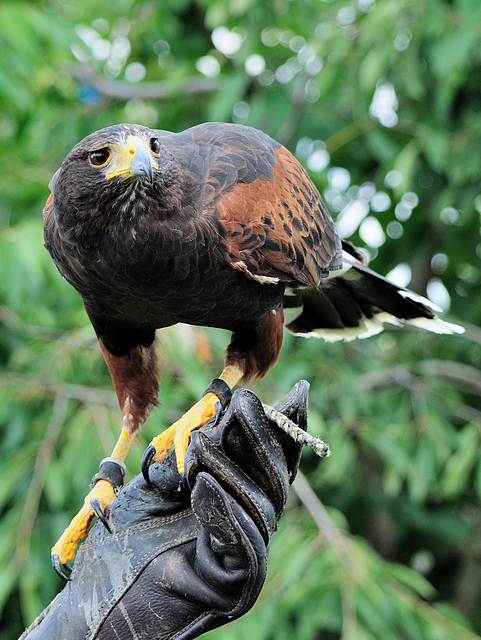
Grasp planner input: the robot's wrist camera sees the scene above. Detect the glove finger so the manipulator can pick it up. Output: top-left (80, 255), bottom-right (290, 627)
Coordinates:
top-left (200, 381), bottom-right (309, 486)
top-left (186, 384), bottom-right (309, 537)
top-left (185, 430), bottom-right (276, 543)
top-left (271, 379), bottom-right (309, 481)
top-left (191, 472), bottom-right (267, 617)
top-left (220, 389), bottom-right (291, 518)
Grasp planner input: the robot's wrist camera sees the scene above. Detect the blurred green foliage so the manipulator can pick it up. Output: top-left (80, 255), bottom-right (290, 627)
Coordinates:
top-left (1, 0), bottom-right (481, 638)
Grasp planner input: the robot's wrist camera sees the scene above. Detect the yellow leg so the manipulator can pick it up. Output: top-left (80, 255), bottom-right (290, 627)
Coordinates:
top-left (149, 365), bottom-right (243, 473)
top-left (111, 426), bottom-right (136, 462)
top-left (51, 479), bottom-right (115, 564)
top-left (51, 427), bottom-right (136, 567)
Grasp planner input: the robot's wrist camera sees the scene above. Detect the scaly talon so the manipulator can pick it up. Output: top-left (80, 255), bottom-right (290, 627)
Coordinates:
top-left (150, 423), bottom-right (178, 464)
top-left (173, 392), bottom-right (220, 473)
top-left (145, 391), bottom-right (221, 476)
top-left (90, 497), bottom-right (112, 533)
top-left (51, 479), bottom-right (115, 571)
top-left (52, 554), bottom-right (72, 581)
top-left (144, 367), bottom-right (242, 479)
top-left (141, 444), bottom-right (157, 484)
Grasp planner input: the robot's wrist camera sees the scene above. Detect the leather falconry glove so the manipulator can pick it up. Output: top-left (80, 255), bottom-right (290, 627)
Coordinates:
top-left (20, 381), bottom-right (309, 640)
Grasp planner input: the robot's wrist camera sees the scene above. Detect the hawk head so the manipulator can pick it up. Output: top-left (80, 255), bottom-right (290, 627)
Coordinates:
top-left (48, 124), bottom-right (181, 226)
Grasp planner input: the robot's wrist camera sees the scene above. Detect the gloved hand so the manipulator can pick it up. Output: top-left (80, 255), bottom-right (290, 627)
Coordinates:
top-left (20, 381), bottom-right (309, 640)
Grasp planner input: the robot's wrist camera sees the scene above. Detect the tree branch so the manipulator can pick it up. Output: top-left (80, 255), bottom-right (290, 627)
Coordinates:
top-left (0, 372), bottom-right (118, 407)
top-left (419, 360), bottom-right (481, 397)
top-left (293, 470), bottom-right (344, 545)
top-left (66, 64), bottom-right (223, 101)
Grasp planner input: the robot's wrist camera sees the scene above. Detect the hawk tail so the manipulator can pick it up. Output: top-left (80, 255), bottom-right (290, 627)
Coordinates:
top-left (284, 253), bottom-right (464, 341)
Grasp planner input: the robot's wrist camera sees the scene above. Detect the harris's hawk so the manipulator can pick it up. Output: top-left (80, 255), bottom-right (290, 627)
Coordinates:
top-left (43, 122), bottom-right (463, 574)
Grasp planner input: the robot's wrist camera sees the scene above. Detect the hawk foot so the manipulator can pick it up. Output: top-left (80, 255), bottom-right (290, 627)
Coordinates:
top-left (51, 478), bottom-right (115, 579)
top-left (142, 380), bottom-right (232, 483)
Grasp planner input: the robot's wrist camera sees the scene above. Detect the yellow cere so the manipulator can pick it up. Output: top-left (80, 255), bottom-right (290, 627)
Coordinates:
top-left (106, 136), bottom-right (158, 180)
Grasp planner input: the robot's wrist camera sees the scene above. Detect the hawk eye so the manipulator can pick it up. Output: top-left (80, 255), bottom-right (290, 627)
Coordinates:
top-left (89, 148), bottom-right (111, 167)
top-left (150, 138), bottom-right (160, 155)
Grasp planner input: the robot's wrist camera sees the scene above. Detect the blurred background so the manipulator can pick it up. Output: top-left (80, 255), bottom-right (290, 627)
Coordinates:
top-left (1, 0), bottom-right (480, 638)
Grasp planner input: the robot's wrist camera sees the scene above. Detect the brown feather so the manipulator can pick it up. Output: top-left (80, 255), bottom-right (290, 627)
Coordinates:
top-left (99, 338), bottom-right (159, 434)
top-left (216, 146), bottom-right (342, 286)
top-left (225, 308), bottom-right (285, 383)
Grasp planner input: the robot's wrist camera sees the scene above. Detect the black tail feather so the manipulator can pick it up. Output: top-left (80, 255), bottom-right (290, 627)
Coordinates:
top-left (284, 261), bottom-right (463, 340)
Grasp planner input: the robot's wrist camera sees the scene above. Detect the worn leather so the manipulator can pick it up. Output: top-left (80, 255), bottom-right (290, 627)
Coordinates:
top-left (20, 381), bottom-right (308, 640)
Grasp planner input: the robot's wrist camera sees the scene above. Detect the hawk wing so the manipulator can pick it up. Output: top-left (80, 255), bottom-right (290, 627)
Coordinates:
top-left (162, 123), bottom-right (343, 287)
top-left (169, 124), bottom-right (463, 342)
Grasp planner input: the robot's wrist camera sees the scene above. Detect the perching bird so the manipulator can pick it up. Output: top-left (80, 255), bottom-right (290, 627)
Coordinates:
top-left (44, 121), bottom-right (463, 574)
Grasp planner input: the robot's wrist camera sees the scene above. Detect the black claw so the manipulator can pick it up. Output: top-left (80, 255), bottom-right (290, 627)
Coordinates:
top-left (52, 554), bottom-right (72, 581)
top-left (90, 498), bottom-right (112, 534)
top-left (141, 444), bottom-right (156, 485)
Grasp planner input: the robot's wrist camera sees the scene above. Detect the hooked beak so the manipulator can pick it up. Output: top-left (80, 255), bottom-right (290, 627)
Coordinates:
top-left (106, 137), bottom-right (157, 181)
top-left (130, 145), bottom-right (154, 181)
